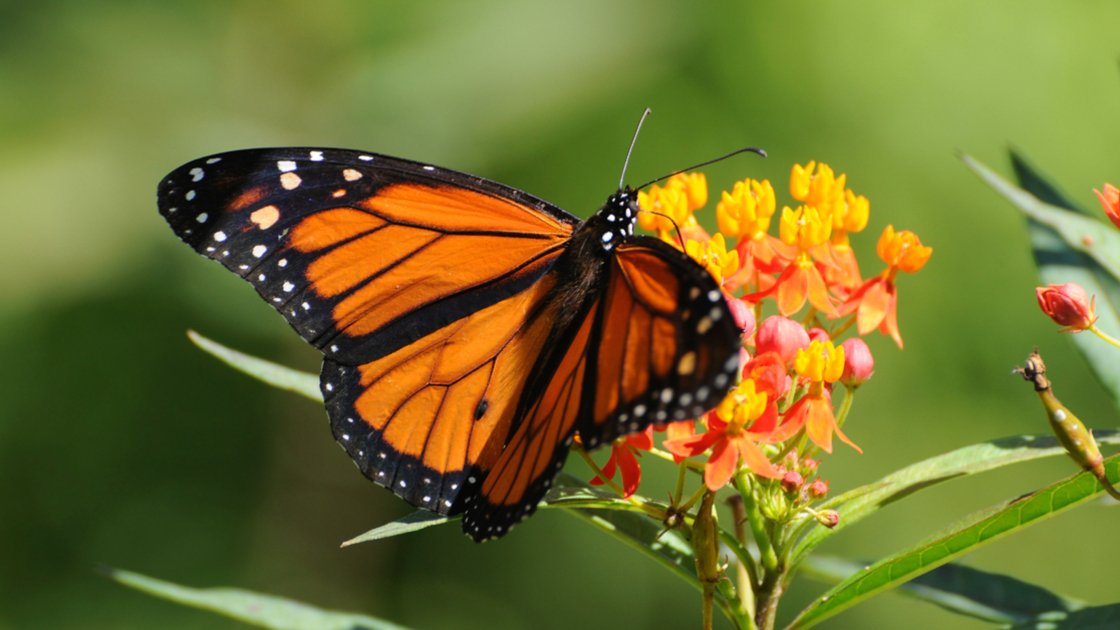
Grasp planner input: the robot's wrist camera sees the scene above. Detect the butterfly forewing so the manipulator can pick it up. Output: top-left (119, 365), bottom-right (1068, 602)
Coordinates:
top-left (157, 148), bottom-right (577, 365)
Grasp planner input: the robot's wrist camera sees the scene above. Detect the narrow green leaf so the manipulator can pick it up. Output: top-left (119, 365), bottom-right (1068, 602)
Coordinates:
top-left (785, 455), bottom-right (1120, 630)
top-left (187, 330), bottom-right (321, 401)
top-left (1009, 603), bottom-right (1120, 630)
top-left (105, 567), bottom-right (412, 630)
top-left (340, 511), bottom-right (453, 546)
top-left (793, 431), bottom-right (1120, 560)
top-left (963, 153), bottom-right (1120, 405)
top-left (799, 555), bottom-right (1083, 625)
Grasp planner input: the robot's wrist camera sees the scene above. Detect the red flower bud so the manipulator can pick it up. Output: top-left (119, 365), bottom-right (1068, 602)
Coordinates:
top-left (781, 471), bottom-right (804, 494)
top-left (1036, 283), bottom-right (1097, 332)
top-left (807, 327), bottom-right (830, 344)
top-left (839, 338), bottom-right (874, 389)
top-left (815, 509), bottom-right (840, 528)
top-left (756, 316), bottom-right (810, 365)
top-left (808, 478), bottom-right (829, 499)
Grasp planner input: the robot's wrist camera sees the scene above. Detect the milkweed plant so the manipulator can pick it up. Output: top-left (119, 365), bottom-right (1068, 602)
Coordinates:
top-left (107, 154), bottom-right (1120, 630)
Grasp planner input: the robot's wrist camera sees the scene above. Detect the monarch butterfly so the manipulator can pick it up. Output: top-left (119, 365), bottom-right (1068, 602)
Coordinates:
top-left (158, 145), bottom-right (743, 541)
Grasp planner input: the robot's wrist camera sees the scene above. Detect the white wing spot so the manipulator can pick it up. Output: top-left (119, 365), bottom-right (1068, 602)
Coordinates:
top-left (302, 302), bottom-right (310, 310)
top-left (252, 245), bottom-right (267, 258)
top-left (634, 404), bottom-right (647, 417)
top-left (423, 496), bottom-right (431, 503)
top-left (185, 190), bottom-right (196, 201)
top-left (423, 165), bottom-right (435, 171)
top-left (195, 212), bottom-right (208, 223)
top-left (697, 386), bottom-right (710, 402)
top-left (330, 344), bottom-right (339, 352)
top-left (206, 157), bottom-right (221, 164)
top-left (602, 232), bottom-right (613, 243)
top-left (280, 172), bottom-right (302, 190)
top-left (213, 231), bottom-right (227, 242)
top-left (309, 151), bottom-right (324, 161)
top-left (656, 410), bottom-right (668, 421)
top-left (343, 168), bottom-right (362, 181)
top-left (282, 281), bottom-right (295, 292)
top-left (715, 374), bottom-right (729, 388)
top-left (324, 383), bottom-right (334, 391)
top-left (444, 500), bottom-right (453, 507)
top-left (710, 306), bottom-right (723, 322)
top-left (189, 167), bottom-right (204, 182)
top-left (277, 160), bottom-right (297, 172)
top-left (278, 259), bottom-right (288, 267)
top-left (399, 480), bottom-right (407, 488)
top-left (342, 433), bottom-right (350, 441)
top-left (708, 289), bottom-right (720, 302)
top-left (660, 388), bottom-right (674, 403)
top-left (359, 155), bottom-right (374, 161)
top-left (257, 273), bottom-right (266, 281)
top-left (451, 483), bottom-right (458, 490)
top-left (679, 392), bottom-right (693, 406)
top-left (239, 264), bottom-right (249, 270)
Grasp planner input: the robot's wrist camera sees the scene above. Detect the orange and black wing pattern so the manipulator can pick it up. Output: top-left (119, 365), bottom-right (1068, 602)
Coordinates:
top-left (157, 148), bottom-right (577, 366)
top-left (460, 199), bottom-right (741, 540)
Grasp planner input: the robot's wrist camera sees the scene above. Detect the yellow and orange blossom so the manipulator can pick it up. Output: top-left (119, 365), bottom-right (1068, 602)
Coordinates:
top-left (637, 172), bottom-right (707, 240)
top-left (791, 161), bottom-right (846, 219)
top-left (773, 340), bottom-right (861, 454)
top-left (834, 225), bottom-right (932, 349)
top-left (747, 204), bottom-right (838, 316)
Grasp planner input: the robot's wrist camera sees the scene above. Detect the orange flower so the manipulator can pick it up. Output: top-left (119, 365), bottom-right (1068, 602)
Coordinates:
top-left (825, 190), bottom-right (870, 293)
top-left (834, 225), bottom-right (931, 348)
top-left (1094, 183), bottom-right (1120, 230)
top-left (663, 379), bottom-right (781, 490)
top-left (746, 205), bottom-right (837, 316)
top-left (590, 428), bottom-right (653, 498)
top-left (637, 172), bottom-right (708, 243)
top-left (773, 340), bottom-right (861, 454)
top-left (716, 179), bottom-right (793, 282)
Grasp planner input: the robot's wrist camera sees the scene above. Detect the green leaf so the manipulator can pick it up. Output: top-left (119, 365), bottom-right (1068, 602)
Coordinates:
top-left (104, 567), bottom-right (412, 630)
top-left (793, 431), bottom-right (1120, 560)
top-left (962, 153), bottom-right (1120, 406)
top-left (799, 555), bottom-right (1083, 625)
top-left (1009, 603), bottom-right (1120, 630)
top-left (340, 510), bottom-right (453, 546)
top-left (187, 330), bottom-right (322, 402)
top-left (784, 454), bottom-right (1120, 630)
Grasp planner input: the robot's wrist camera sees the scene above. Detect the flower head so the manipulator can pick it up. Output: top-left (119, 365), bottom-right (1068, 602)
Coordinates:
top-left (686, 233), bottom-right (739, 286)
top-left (774, 340), bottom-right (861, 454)
top-left (1036, 283), bottom-right (1097, 332)
top-left (589, 428), bottom-right (652, 498)
top-left (839, 337), bottom-right (874, 389)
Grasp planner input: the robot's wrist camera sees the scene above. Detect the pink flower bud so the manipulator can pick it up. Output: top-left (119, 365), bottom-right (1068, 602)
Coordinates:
top-left (726, 294), bottom-right (756, 340)
top-left (800, 458), bottom-right (818, 476)
top-left (756, 316), bottom-right (810, 365)
top-left (808, 479), bottom-right (829, 499)
top-left (815, 509), bottom-right (840, 528)
top-left (781, 471), bottom-right (804, 494)
top-left (1036, 283), bottom-right (1097, 332)
top-left (839, 338), bottom-right (875, 389)
top-left (807, 328), bottom-right (830, 344)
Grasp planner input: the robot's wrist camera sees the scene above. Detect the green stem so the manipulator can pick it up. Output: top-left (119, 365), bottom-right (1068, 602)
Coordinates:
top-left (735, 471), bottom-right (779, 573)
top-left (674, 459), bottom-right (689, 505)
top-left (679, 481), bottom-right (710, 514)
top-left (770, 427), bottom-right (806, 464)
top-left (725, 495), bottom-right (760, 617)
top-left (799, 307), bottom-right (818, 329)
top-left (829, 314), bottom-right (857, 339)
top-left (1089, 323), bottom-right (1120, 350)
top-left (834, 386), bottom-right (856, 430)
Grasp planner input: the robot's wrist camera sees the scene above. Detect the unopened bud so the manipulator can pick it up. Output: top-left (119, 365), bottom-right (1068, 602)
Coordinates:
top-left (757, 316), bottom-right (810, 365)
top-left (800, 458), bottom-right (819, 476)
top-left (839, 338), bottom-right (874, 389)
top-left (781, 471), bottom-right (804, 494)
top-left (816, 509), bottom-right (840, 528)
top-left (1036, 283), bottom-right (1097, 332)
top-left (808, 479), bottom-right (830, 499)
top-left (807, 327), bottom-right (830, 344)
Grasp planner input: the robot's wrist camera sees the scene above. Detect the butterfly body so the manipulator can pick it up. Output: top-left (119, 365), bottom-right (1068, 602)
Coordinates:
top-left (159, 148), bottom-right (740, 541)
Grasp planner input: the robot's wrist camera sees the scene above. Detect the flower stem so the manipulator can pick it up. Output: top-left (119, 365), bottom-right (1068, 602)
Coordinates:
top-left (769, 427), bottom-right (805, 464)
top-left (800, 307), bottom-right (818, 329)
top-left (726, 495), bottom-right (760, 616)
top-left (679, 481), bottom-right (710, 514)
top-left (830, 314), bottom-right (857, 339)
top-left (735, 471), bottom-right (779, 573)
top-left (834, 386), bottom-right (856, 430)
top-left (1089, 324), bottom-right (1120, 350)
top-left (674, 459), bottom-right (689, 505)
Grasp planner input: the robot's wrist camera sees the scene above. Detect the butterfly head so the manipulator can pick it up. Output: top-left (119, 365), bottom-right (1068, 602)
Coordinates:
top-left (594, 187), bottom-right (639, 251)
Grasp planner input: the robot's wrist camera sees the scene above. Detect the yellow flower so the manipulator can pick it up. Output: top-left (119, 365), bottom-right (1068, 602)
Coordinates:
top-left (716, 178), bottom-right (776, 237)
top-left (637, 184), bottom-right (688, 232)
top-left (794, 340), bottom-right (845, 384)
top-left (685, 233), bottom-right (739, 286)
top-left (779, 205), bottom-right (832, 250)
top-left (876, 225), bottom-right (932, 274)
top-left (833, 189), bottom-right (869, 233)
top-left (791, 161), bottom-right (846, 217)
top-left (716, 378), bottom-right (768, 427)
top-left (667, 172), bottom-right (708, 211)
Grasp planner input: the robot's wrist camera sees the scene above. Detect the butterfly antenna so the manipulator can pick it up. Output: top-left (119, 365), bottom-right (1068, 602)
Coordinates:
top-left (619, 108), bottom-right (653, 190)
top-left (635, 146), bottom-right (767, 191)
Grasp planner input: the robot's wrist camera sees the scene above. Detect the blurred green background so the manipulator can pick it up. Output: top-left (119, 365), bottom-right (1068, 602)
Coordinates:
top-left (3, 2), bottom-right (1120, 628)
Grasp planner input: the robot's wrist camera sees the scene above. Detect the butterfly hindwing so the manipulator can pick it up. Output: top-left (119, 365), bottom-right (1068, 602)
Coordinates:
top-left (157, 148), bottom-right (577, 366)
top-left (580, 237), bottom-right (742, 448)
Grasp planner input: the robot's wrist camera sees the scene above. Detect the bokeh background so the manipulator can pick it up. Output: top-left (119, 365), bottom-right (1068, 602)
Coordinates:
top-left (3, 2), bottom-right (1120, 629)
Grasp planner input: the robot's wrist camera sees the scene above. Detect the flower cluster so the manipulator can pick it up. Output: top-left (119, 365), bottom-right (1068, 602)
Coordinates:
top-left (589, 161), bottom-right (929, 505)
